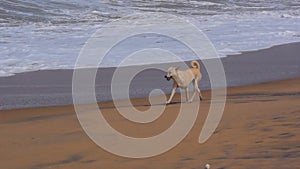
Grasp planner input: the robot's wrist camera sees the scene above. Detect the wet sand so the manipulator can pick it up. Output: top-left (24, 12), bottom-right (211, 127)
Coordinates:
top-left (1, 78), bottom-right (300, 169)
top-left (1, 42), bottom-right (300, 110)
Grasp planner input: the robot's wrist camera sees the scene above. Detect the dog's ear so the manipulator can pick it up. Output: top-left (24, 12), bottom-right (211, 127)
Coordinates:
top-left (175, 66), bottom-right (180, 71)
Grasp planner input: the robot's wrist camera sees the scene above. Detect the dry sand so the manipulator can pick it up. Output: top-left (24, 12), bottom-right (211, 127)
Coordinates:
top-left (1, 78), bottom-right (300, 169)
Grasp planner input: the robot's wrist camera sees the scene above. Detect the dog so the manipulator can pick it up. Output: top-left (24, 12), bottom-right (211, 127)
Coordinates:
top-left (164, 60), bottom-right (203, 104)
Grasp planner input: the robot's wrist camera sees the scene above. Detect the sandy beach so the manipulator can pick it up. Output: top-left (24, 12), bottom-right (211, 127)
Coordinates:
top-left (0, 42), bottom-right (300, 169)
top-left (1, 77), bottom-right (300, 169)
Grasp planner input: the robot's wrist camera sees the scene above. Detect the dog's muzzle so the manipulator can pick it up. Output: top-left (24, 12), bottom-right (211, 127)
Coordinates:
top-left (164, 75), bottom-right (172, 81)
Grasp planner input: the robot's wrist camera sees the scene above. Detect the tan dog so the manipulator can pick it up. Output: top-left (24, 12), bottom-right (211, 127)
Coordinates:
top-left (164, 60), bottom-right (203, 104)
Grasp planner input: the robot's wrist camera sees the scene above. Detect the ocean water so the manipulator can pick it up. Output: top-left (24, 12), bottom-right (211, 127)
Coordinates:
top-left (1, 0), bottom-right (300, 77)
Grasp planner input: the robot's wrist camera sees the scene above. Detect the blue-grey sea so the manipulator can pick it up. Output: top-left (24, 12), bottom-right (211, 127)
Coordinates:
top-left (0, 0), bottom-right (300, 77)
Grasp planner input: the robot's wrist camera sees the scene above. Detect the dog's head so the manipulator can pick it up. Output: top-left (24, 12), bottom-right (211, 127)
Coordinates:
top-left (164, 66), bottom-right (179, 81)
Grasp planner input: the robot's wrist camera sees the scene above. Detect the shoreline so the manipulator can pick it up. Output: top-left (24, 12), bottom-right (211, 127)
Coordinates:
top-left (0, 77), bottom-right (298, 112)
top-left (0, 42), bottom-right (300, 110)
top-left (1, 41), bottom-right (299, 77)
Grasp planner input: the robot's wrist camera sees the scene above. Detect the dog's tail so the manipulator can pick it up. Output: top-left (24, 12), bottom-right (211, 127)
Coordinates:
top-left (191, 60), bottom-right (200, 69)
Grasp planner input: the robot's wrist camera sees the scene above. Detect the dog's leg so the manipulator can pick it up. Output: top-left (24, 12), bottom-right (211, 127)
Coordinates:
top-left (166, 83), bottom-right (177, 104)
top-left (185, 88), bottom-right (189, 102)
top-left (189, 80), bottom-right (198, 102)
top-left (195, 80), bottom-right (203, 101)
top-left (198, 88), bottom-right (203, 101)
top-left (189, 79), bottom-right (203, 102)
